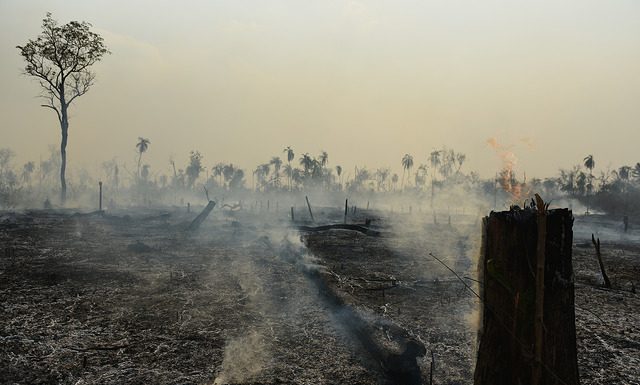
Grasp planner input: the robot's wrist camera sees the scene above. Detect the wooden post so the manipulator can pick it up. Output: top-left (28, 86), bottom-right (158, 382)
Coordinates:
top-left (591, 234), bottom-right (611, 288)
top-left (188, 201), bottom-right (216, 231)
top-left (98, 181), bottom-right (103, 211)
top-left (475, 204), bottom-right (578, 385)
top-left (187, 202), bottom-right (190, 213)
top-left (290, 206), bottom-right (295, 222)
top-left (305, 196), bottom-right (315, 222)
top-left (344, 199), bottom-right (348, 224)
top-left (623, 215), bottom-right (629, 232)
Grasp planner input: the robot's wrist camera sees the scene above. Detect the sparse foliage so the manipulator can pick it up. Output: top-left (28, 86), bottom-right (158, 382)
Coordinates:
top-left (17, 13), bottom-right (109, 203)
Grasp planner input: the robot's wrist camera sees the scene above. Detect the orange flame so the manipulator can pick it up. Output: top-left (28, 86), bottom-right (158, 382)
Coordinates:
top-left (487, 137), bottom-right (521, 201)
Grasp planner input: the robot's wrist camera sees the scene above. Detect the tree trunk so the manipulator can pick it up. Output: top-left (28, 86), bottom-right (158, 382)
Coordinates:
top-left (60, 102), bottom-right (68, 205)
top-left (188, 200), bottom-right (216, 231)
top-left (475, 207), bottom-right (578, 385)
top-left (431, 178), bottom-right (434, 208)
top-left (533, 195), bottom-right (547, 385)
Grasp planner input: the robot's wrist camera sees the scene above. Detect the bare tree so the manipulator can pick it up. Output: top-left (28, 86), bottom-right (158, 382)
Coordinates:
top-left (17, 13), bottom-right (109, 203)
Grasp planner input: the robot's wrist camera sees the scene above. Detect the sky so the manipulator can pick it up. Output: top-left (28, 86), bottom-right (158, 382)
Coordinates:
top-left (1, 0), bottom-right (639, 180)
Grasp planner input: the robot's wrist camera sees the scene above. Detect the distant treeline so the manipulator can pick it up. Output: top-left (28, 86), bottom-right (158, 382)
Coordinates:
top-left (0, 146), bottom-right (638, 216)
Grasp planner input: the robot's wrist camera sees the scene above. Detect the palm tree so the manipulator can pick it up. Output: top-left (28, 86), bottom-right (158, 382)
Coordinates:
top-left (136, 137), bottom-right (150, 179)
top-left (319, 151), bottom-right (329, 168)
top-left (401, 154), bottom-right (414, 190)
top-left (283, 164), bottom-right (294, 189)
top-left (251, 163), bottom-right (272, 191)
top-left (270, 157), bottom-right (282, 187)
top-left (283, 146), bottom-right (295, 190)
top-left (583, 155), bottom-right (595, 192)
top-left (456, 153), bottom-right (466, 173)
top-left (439, 149), bottom-right (455, 180)
top-left (335, 165), bottom-right (343, 189)
top-left (140, 164), bottom-right (150, 181)
top-left (576, 171), bottom-right (587, 196)
top-left (617, 165), bottom-right (632, 214)
top-left (284, 146), bottom-right (295, 163)
top-left (299, 153), bottom-right (314, 175)
top-left (222, 164), bottom-right (236, 189)
top-left (583, 155), bottom-right (595, 213)
top-left (291, 168), bottom-right (304, 188)
top-left (212, 163), bottom-right (225, 187)
top-left (429, 150), bottom-right (441, 205)
top-left (618, 166), bottom-right (631, 182)
top-left (415, 164), bottom-right (428, 190)
top-left (260, 163), bottom-right (271, 189)
top-left (22, 161), bottom-right (35, 185)
top-left (429, 150), bottom-right (441, 177)
top-left (633, 163), bottom-right (640, 181)
top-left (376, 168), bottom-right (390, 192)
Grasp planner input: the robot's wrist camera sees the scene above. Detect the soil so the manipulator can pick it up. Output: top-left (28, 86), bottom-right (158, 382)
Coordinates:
top-left (0, 208), bottom-right (638, 384)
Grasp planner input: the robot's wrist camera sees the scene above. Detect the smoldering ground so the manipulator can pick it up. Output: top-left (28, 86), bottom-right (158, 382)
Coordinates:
top-left (1, 185), bottom-right (638, 384)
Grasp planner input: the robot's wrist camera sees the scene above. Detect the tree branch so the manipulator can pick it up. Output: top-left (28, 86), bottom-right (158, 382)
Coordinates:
top-left (40, 103), bottom-right (62, 124)
top-left (67, 71), bottom-right (94, 105)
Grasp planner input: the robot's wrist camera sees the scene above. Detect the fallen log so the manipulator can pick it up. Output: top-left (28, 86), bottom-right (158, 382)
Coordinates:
top-left (188, 200), bottom-right (216, 231)
top-left (221, 203), bottom-right (242, 211)
top-left (296, 223), bottom-right (380, 237)
top-left (305, 266), bottom-right (425, 385)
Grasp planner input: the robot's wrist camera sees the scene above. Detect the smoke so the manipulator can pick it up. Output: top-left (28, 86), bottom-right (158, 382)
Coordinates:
top-left (214, 330), bottom-right (270, 385)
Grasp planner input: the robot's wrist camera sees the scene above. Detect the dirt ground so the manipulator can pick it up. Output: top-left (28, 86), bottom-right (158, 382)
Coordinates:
top-left (0, 207), bottom-right (638, 384)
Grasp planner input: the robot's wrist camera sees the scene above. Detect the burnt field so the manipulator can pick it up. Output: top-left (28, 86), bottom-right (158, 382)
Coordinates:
top-left (0, 207), bottom-right (638, 385)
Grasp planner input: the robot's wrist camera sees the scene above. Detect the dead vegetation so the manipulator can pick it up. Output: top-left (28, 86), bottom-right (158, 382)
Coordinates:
top-left (0, 209), bottom-right (638, 384)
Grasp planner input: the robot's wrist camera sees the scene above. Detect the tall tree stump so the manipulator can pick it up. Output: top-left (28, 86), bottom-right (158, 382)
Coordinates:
top-left (475, 207), bottom-right (578, 385)
top-left (188, 200), bottom-right (216, 231)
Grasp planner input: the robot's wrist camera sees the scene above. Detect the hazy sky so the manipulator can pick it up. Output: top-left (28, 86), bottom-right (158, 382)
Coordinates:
top-left (1, 0), bottom-right (639, 179)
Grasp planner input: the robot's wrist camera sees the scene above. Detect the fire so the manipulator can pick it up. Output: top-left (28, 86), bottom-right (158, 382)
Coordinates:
top-left (487, 137), bottom-right (521, 201)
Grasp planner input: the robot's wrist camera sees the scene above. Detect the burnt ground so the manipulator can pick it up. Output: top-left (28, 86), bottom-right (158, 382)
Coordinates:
top-left (0, 208), bottom-right (638, 385)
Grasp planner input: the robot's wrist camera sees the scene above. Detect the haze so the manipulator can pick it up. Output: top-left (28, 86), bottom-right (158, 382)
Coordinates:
top-left (1, 0), bottom-right (639, 178)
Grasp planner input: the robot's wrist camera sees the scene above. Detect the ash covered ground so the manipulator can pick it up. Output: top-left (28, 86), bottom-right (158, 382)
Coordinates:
top-left (0, 206), bottom-right (638, 384)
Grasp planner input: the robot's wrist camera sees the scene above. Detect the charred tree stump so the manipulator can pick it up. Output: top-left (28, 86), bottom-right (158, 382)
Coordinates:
top-left (305, 195), bottom-right (315, 222)
top-left (98, 181), bottom-right (103, 212)
top-left (188, 200), bottom-right (216, 231)
top-left (591, 234), bottom-right (611, 288)
top-left (475, 206), bottom-right (578, 385)
top-left (344, 199), bottom-right (348, 224)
